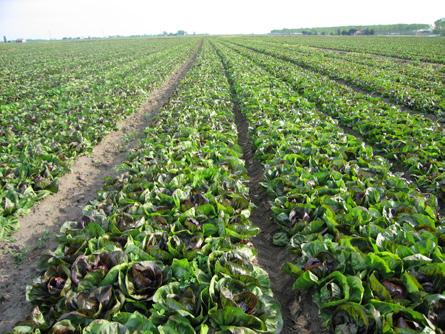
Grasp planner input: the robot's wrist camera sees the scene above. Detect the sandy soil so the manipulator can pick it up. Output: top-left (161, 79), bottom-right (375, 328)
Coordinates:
top-left (0, 41), bottom-right (202, 333)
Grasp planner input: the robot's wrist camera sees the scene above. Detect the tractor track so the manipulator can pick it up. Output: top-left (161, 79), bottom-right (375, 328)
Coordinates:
top-left (214, 42), bottom-right (323, 334)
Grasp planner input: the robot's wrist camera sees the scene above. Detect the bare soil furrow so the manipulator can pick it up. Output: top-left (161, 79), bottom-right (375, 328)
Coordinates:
top-left (214, 43), bottom-right (322, 334)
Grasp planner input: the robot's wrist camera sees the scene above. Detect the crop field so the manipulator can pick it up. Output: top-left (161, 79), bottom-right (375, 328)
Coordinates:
top-left (0, 36), bottom-right (444, 333)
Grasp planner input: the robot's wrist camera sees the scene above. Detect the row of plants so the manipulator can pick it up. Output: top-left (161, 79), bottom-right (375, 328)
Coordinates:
top-left (10, 43), bottom-right (283, 333)
top-left (259, 39), bottom-right (444, 96)
top-left (214, 41), bottom-right (445, 333)
top-left (263, 38), bottom-right (443, 85)
top-left (0, 41), bottom-right (196, 239)
top-left (233, 39), bottom-right (444, 115)
top-left (2, 42), bottom-right (187, 137)
top-left (224, 41), bottom-right (445, 204)
top-left (1, 39), bottom-right (185, 105)
top-left (262, 36), bottom-right (445, 64)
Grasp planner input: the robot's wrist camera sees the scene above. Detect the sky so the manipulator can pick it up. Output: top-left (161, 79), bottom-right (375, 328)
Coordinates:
top-left (0, 0), bottom-right (444, 39)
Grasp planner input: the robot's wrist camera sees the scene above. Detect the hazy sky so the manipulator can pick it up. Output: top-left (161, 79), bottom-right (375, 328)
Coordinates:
top-left (0, 0), bottom-right (444, 39)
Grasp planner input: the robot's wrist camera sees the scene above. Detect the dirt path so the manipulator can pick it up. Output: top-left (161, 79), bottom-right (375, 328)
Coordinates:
top-left (0, 41), bottom-right (202, 333)
top-left (214, 44), bottom-right (322, 334)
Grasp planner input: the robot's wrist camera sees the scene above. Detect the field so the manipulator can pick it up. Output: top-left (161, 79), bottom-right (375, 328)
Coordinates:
top-left (0, 35), bottom-right (444, 333)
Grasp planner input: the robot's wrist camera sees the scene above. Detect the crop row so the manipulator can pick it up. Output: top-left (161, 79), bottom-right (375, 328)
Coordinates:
top-left (264, 36), bottom-right (445, 64)
top-left (233, 39), bottom-right (444, 115)
top-left (223, 41), bottom-right (445, 203)
top-left (263, 40), bottom-right (444, 102)
top-left (0, 41), bottom-right (196, 239)
top-left (10, 43), bottom-right (282, 333)
top-left (0, 39), bottom-right (185, 104)
top-left (2, 42), bottom-right (187, 115)
top-left (262, 38), bottom-right (443, 85)
top-left (214, 41), bottom-right (445, 332)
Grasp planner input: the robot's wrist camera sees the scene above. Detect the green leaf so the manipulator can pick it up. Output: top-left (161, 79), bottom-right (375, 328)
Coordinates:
top-left (292, 270), bottom-right (319, 290)
top-left (82, 320), bottom-right (128, 334)
top-left (369, 272), bottom-right (392, 301)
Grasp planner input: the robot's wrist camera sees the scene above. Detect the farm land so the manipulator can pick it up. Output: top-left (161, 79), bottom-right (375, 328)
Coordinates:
top-left (0, 35), bottom-right (444, 333)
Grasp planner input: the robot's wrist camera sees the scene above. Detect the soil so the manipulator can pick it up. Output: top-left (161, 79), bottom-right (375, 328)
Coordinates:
top-left (233, 105), bottom-right (322, 334)
top-left (0, 41), bottom-right (202, 333)
top-left (215, 44), bottom-right (322, 334)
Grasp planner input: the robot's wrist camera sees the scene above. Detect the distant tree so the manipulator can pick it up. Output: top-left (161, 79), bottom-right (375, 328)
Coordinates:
top-left (3, 36), bottom-right (6, 43)
top-left (270, 24), bottom-right (430, 36)
top-left (347, 28), bottom-right (358, 35)
top-left (176, 30), bottom-right (186, 36)
top-left (361, 28), bottom-right (374, 35)
top-left (433, 18), bottom-right (445, 35)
